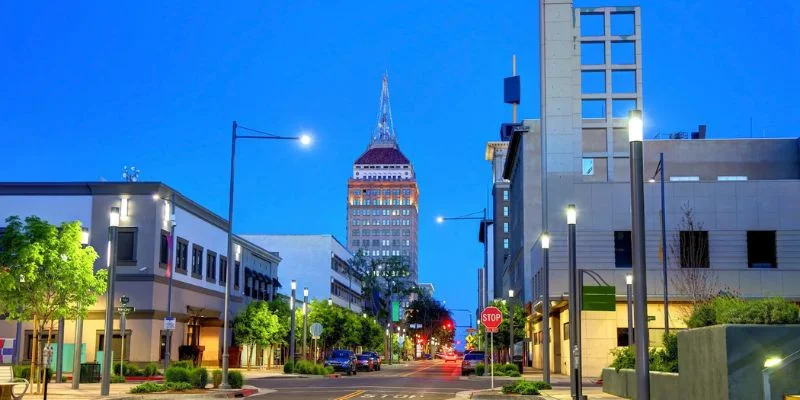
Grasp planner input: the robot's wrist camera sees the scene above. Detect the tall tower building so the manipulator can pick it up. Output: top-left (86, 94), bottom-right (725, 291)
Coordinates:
top-left (347, 75), bottom-right (419, 283)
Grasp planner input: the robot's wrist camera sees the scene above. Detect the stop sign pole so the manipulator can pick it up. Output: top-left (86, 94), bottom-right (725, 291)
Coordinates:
top-left (481, 307), bottom-right (503, 389)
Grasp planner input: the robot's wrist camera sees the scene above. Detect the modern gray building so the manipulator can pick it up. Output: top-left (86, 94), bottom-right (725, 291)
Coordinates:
top-left (499, 0), bottom-right (800, 378)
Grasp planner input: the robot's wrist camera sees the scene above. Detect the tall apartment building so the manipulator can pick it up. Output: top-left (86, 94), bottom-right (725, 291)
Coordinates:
top-left (0, 182), bottom-right (281, 368)
top-left (240, 234), bottom-right (363, 313)
top-left (504, 0), bottom-right (800, 378)
top-left (347, 75), bottom-right (419, 283)
top-left (486, 141), bottom-right (511, 300)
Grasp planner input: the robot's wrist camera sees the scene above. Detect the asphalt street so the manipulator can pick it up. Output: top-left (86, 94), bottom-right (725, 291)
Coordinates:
top-left (249, 360), bottom-right (497, 400)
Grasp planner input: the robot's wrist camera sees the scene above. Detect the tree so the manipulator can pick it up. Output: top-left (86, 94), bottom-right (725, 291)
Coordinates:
top-left (0, 216), bottom-right (106, 391)
top-left (477, 299), bottom-right (526, 355)
top-left (265, 299), bottom-right (290, 366)
top-left (668, 205), bottom-right (735, 319)
top-left (232, 301), bottom-right (282, 370)
top-left (405, 293), bottom-right (454, 352)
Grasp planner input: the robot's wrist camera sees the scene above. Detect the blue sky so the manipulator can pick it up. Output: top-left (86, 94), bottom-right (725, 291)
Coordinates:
top-left (2, 1), bottom-right (799, 341)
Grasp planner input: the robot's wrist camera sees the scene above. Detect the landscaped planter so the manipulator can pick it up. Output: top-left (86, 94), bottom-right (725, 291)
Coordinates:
top-left (677, 324), bottom-right (800, 400)
top-left (601, 368), bottom-right (679, 400)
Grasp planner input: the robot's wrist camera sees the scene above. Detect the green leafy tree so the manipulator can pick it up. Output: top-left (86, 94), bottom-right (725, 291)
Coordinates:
top-left (232, 301), bottom-right (282, 370)
top-left (0, 216), bottom-right (106, 391)
top-left (478, 299), bottom-right (526, 353)
top-left (405, 293), bottom-right (454, 350)
top-left (265, 299), bottom-right (290, 366)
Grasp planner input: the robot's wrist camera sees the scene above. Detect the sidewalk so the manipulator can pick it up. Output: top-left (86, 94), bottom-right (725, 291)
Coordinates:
top-left (21, 382), bottom-right (267, 399)
top-left (456, 386), bottom-right (623, 400)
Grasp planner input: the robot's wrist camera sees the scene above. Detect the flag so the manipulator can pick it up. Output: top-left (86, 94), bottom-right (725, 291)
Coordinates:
top-left (0, 339), bottom-right (15, 364)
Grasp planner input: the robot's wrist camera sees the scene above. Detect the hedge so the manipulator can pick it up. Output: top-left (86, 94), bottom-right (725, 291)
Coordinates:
top-left (688, 297), bottom-right (800, 328)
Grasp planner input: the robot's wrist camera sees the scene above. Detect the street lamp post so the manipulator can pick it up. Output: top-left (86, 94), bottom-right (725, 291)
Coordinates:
top-left (154, 193), bottom-right (178, 373)
top-left (303, 287), bottom-right (309, 360)
top-left (101, 207), bottom-right (120, 396)
top-left (72, 227), bottom-right (90, 389)
top-left (541, 233), bottom-right (551, 384)
top-left (628, 109), bottom-right (651, 400)
top-left (289, 280), bottom-right (297, 364)
top-left (566, 204), bottom-right (582, 400)
top-left (508, 289), bottom-right (514, 363)
top-left (626, 274), bottom-right (634, 348)
top-left (221, 121), bottom-right (311, 388)
top-left (436, 209), bottom-right (492, 364)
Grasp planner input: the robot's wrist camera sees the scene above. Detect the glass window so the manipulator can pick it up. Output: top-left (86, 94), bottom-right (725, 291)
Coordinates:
top-left (191, 244), bottom-right (203, 277)
top-left (503, 207), bottom-right (509, 217)
top-left (680, 231), bottom-right (709, 268)
top-left (747, 231), bottom-right (776, 268)
top-left (614, 231), bottom-right (632, 268)
top-left (176, 238), bottom-right (189, 273)
top-left (116, 228), bottom-right (138, 265)
top-left (234, 261), bottom-right (241, 289)
top-left (159, 230), bottom-right (169, 267)
top-left (503, 190), bottom-right (509, 201)
top-left (582, 158), bottom-right (595, 176)
top-left (503, 238), bottom-right (509, 249)
top-left (206, 251), bottom-right (217, 282)
top-left (503, 222), bottom-right (509, 233)
top-left (219, 256), bottom-right (227, 284)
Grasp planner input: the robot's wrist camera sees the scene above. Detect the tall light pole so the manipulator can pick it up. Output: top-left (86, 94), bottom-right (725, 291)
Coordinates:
top-left (302, 287), bottom-right (309, 360)
top-left (541, 233), bottom-right (551, 384)
top-left (72, 227), bottom-right (90, 389)
top-left (222, 121), bottom-right (311, 388)
top-left (153, 193), bottom-right (177, 372)
top-left (436, 208), bottom-right (492, 364)
top-left (289, 280), bottom-right (297, 364)
top-left (626, 274), bottom-right (634, 348)
top-left (628, 109), bottom-right (651, 400)
top-left (101, 207), bottom-right (120, 396)
top-left (650, 153), bottom-right (669, 335)
top-left (508, 289), bottom-right (514, 363)
top-left (566, 204), bottom-right (582, 400)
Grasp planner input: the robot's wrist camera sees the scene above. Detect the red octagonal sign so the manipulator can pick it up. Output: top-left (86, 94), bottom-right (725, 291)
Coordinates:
top-left (481, 306), bottom-right (503, 332)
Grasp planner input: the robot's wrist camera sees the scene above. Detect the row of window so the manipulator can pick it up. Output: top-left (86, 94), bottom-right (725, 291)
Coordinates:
top-left (355, 165), bottom-right (410, 170)
top-left (352, 209), bottom-right (412, 216)
top-left (361, 249), bottom-right (409, 257)
top-left (352, 239), bottom-right (411, 247)
top-left (351, 198), bottom-right (412, 206)
top-left (330, 280), bottom-right (362, 304)
top-left (352, 219), bottom-right (412, 226)
top-left (613, 230), bottom-right (777, 268)
top-left (352, 188), bottom-right (413, 196)
top-left (351, 229), bottom-right (411, 237)
top-left (243, 267), bottom-right (274, 301)
top-left (355, 175), bottom-right (411, 181)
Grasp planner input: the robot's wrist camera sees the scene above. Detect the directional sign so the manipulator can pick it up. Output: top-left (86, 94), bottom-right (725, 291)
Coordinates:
top-left (582, 286), bottom-right (616, 311)
top-left (481, 307), bottom-right (503, 333)
top-left (164, 317), bottom-right (176, 331)
top-left (116, 305), bottom-right (135, 315)
top-left (398, 336), bottom-right (405, 345)
top-left (310, 323), bottom-right (323, 339)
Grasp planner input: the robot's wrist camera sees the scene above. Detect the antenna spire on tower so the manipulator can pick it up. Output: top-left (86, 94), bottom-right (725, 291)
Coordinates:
top-left (370, 73), bottom-right (397, 147)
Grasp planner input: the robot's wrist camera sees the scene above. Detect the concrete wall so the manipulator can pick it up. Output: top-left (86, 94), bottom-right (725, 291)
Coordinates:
top-left (678, 325), bottom-right (800, 400)
top-left (602, 369), bottom-right (681, 400)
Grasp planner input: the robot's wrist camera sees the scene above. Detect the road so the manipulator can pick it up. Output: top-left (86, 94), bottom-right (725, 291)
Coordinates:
top-left (249, 360), bottom-right (494, 400)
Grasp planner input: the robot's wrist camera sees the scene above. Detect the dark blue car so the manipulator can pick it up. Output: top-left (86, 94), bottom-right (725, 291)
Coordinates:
top-left (324, 350), bottom-right (357, 375)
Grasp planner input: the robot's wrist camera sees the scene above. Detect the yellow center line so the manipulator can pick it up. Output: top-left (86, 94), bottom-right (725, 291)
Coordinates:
top-left (335, 389), bottom-right (365, 400)
top-left (400, 364), bottom-right (434, 377)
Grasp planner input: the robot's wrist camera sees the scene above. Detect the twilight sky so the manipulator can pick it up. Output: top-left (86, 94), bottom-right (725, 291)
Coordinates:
top-left (2, 1), bottom-right (799, 341)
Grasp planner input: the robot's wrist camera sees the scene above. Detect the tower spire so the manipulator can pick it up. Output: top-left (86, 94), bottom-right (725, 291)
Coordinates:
top-left (370, 73), bottom-right (397, 147)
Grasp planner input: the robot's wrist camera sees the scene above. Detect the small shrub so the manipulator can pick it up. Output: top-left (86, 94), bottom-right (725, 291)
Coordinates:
top-left (610, 346), bottom-right (635, 372)
top-left (506, 370), bottom-right (521, 377)
top-left (126, 364), bottom-right (142, 376)
top-left (502, 381), bottom-right (541, 395)
top-left (14, 366), bottom-right (54, 383)
top-left (688, 296), bottom-right (800, 328)
top-left (143, 363), bottom-right (159, 377)
top-left (170, 360), bottom-right (193, 369)
top-left (110, 374), bottom-right (126, 383)
top-left (164, 366), bottom-right (191, 383)
top-left (530, 381), bottom-right (552, 390)
top-left (165, 382), bottom-right (193, 391)
top-left (294, 360), bottom-right (314, 374)
top-left (475, 363), bottom-right (485, 376)
top-left (228, 371), bottom-right (244, 389)
top-left (212, 370), bottom-right (222, 388)
top-left (324, 366), bottom-right (334, 375)
top-left (283, 361), bottom-right (295, 374)
top-left (130, 382), bottom-right (166, 393)
top-left (190, 367), bottom-right (208, 389)
top-left (501, 363), bottom-right (519, 374)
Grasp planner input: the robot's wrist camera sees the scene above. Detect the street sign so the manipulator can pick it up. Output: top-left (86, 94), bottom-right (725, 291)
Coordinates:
top-left (582, 286), bottom-right (616, 311)
top-left (164, 317), bottom-right (176, 330)
top-left (391, 301), bottom-right (401, 322)
top-left (310, 322), bottom-right (323, 339)
top-left (120, 295), bottom-right (130, 305)
top-left (116, 305), bottom-right (135, 314)
top-left (481, 307), bottom-right (503, 333)
top-left (397, 336), bottom-right (405, 345)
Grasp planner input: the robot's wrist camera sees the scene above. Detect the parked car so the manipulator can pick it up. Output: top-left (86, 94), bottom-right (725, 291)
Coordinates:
top-left (443, 351), bottom-right (457, 363)
top-left (362, 351), bottom-right (382, 371)
top-left (422, 353), bottom-right (432, 360)
top-left (324, 350), bottom-right (357, 375)
top-left (461, 351), bottom-right (485, 375)
top-left (356, 354), bottom-right (375, 371)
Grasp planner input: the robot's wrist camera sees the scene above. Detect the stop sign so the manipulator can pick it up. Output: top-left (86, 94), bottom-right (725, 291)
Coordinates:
top-left (481, 306), bottom-right (503, 332)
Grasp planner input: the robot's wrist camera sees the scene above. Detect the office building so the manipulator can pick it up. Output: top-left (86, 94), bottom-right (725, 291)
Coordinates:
top-left (347, 75), bottom-right (420, 283)
top-left (239, 234), bottom-right (363, 313)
